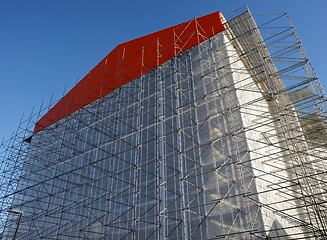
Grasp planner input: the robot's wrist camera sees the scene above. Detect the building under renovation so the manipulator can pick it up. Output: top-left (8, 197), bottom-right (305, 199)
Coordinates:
top-left (0, 7), bottom-right (326, 239)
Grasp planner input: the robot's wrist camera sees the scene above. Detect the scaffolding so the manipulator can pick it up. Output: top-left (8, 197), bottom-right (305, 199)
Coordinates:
top-left (0, 7), bottom-right (326, 239)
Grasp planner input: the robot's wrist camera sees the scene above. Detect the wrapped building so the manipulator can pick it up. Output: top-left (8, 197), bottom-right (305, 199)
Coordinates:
top-left (1, 7), bottom-right (326, 239)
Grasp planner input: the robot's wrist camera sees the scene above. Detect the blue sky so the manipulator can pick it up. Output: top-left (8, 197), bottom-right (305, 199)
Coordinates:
top-left (1, 0), bottom-right (326, 141)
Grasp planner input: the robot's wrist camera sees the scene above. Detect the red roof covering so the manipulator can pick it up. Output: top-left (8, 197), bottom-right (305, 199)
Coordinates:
top-left (34, 11), bottom-right (225, 133)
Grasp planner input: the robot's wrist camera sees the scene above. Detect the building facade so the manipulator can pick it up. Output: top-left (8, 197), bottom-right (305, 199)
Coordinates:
top-left (1, 8), bottom-right (326, 239)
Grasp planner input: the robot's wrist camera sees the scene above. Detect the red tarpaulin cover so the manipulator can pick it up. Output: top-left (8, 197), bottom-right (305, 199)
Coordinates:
top-left (35, 11), bottom-right (225, 133)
